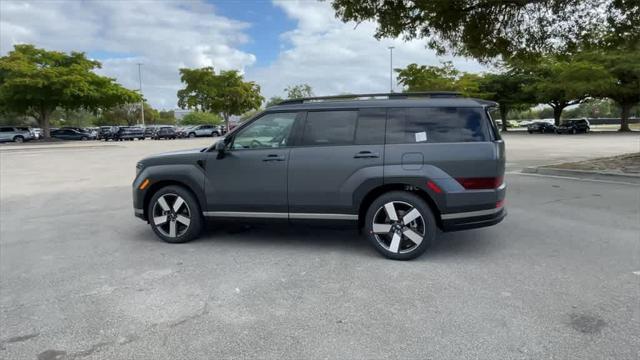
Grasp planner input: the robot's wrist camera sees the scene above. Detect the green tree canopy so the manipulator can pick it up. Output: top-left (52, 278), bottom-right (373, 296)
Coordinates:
top-left (578, 49), bottom-right (640, 131)
top-left (395, 62), bottom-right (459, 92)
top-left (266, 96), bottom-right (284, 107)
top-left (177, 67), bottom-right (263, 131)
top-left (517, 55), bottom-right (611, 125)
top-left (331, 0), bottom-right (638, 61)
top-left (180, 111), bottom-right (222, 126)
top-left (285, 84), bottom-right (314, 99)
top-left (478, 71), bottom-right (535, 131)
top-left (0, 44), bottom-right (141, 136)
top-left (159, 110), bottom-right (176, 124)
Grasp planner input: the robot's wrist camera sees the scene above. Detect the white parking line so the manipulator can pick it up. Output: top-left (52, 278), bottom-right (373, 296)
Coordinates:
top-left (507, 171), bottom-right (640, 186)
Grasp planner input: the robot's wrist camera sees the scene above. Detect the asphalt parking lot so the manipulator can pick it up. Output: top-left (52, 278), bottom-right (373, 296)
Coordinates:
top-left (1, 133), bottom-right (639, 359)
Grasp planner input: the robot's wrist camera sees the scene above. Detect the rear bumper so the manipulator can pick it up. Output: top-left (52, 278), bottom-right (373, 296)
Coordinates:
top-left (441, 207), bottom-right (506, 231)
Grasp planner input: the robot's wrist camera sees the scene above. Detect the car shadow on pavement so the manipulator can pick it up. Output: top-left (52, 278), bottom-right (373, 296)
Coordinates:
top-left (145, 220), bottom-right (500, 260)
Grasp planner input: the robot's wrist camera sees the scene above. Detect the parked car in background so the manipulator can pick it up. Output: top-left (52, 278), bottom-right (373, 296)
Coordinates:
top-left (98, 126), bottom-right (117, 140)
top-left (152, 126), bottom-right (177, 140)
top-left (556, 119), bottom-right (590, 134)
top-left (50, 128), bottom-right (96, 140)
top-left (175, 126), bottom-right (190, 138)
top-left (114, 126), bottom-right (145, 141)
top-left (186, 124), bottom-right (220, 138)
top-left (527, 122), bottom-right (557, 133)
top-left (0, 126), bottom-right (34, 143)
top-left (15, 127), bottom-right (39, 140)
top-left (32, 128), bottom-right (43, 139)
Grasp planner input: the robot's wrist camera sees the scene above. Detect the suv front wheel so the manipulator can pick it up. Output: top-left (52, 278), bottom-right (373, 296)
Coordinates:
top-left (148, 185), bottom-right (203, 243)
top-left (364, 191), bottom-right (436, 260)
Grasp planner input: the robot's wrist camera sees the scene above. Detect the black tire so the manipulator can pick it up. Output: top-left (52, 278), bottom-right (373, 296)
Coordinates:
top-left (571, 128), bottom-right (577, 134)
top-left (212, 132), bottom-right (220, 137)
top-left (148, 185), bottom-right (203, 244)
top-left (364, 191), bottom-right (436, 260)
top-left (81, 136), bottom-right (88, 141)
top-left (188, 133), bottom-right (196, 138)
top-left (13, 136), bottom-right (24, 143)
top-left (528, 130), bottom-right (533, 134)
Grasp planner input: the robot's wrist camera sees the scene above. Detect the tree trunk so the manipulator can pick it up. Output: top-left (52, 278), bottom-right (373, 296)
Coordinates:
top-left (499, 105), bottom-right (508, 132)
top-left (552, 105), bottom-right (563, 126)
top-left (223, 113), bottom-right (230, 133)
top-left (40, 109), bottom-right (52, 138)
top-left (619, 103), bottom-right (632, 132)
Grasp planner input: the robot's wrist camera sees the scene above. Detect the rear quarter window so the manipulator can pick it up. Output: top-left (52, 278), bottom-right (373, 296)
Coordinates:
top-left (386, 107), bottom-right (491, 144)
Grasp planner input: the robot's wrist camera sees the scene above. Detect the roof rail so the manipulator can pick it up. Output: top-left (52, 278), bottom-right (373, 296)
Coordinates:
top-left (276, 91), bottom-right (462, 105)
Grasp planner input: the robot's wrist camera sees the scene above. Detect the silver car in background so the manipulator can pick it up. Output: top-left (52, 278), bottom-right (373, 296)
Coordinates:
top-left (0, 126), bottom-right (35, 143)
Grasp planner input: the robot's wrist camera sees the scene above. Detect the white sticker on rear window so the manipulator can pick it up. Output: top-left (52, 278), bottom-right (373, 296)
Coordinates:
top-left (415, 131), bottom-right (427, 142)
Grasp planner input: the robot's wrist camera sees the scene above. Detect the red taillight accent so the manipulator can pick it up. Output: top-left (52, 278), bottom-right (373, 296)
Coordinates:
top-left (456, 177), bottom-right (503, 190)
top-left (427, 180), bottom-right (442, 194)
top-left (496, 199), bottom-right (505, 208)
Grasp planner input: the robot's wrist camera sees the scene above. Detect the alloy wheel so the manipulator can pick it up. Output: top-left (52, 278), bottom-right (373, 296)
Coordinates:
top-left (152, 193), bottom-right (191, 238)
top-left (371, 201), bottom-right (425, 254)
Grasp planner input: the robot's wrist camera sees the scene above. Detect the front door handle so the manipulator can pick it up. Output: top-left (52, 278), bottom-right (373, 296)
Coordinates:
top-left (354, 151), bottom-right (380, 159)
top-left (262, 154), bottom-right (286, 162)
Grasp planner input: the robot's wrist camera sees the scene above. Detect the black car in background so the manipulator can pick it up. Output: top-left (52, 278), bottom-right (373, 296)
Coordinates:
top-left (50, 129), bottom-right (96, 141)
top-left (527, 122), bottom-right (556, 133)
top-left (98, 126), bottom-right (118, 140)
top-left (556, 119), bottom-right (590, 134)
top-left (114, 126), bottom-right (145, 141)
top-left (152, 127), bottom-right (177, 140)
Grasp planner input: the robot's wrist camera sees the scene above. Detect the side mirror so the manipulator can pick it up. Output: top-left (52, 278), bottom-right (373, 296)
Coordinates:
top-left (214, 140), bottom-right (227, 159)
top-left (214, 140), bottom-right (226, 151)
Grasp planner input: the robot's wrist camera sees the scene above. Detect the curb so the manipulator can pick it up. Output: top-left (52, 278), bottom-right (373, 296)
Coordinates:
top-left (522, 167), bottom-right (640, 184)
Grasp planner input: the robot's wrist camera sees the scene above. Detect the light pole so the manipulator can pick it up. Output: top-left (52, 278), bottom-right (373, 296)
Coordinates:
top-left (387, 46), bottom-right (394, 93)
top-left (137, 63), bottom-right (145, 126)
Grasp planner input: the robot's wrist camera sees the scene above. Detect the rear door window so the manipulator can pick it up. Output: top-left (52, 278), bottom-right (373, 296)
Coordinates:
top-left (301, 110), bottom-right (357, 146)
top-left (386, 107), bottom-right (490, 144)
top-left (355, 108), bottom-right (386, 145)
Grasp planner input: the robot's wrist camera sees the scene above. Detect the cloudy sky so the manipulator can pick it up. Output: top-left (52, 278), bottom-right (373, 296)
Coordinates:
top-left (0, 0), bottom-right (486, 109)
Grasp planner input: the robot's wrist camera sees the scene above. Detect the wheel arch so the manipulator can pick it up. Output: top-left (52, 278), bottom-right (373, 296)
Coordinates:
top-left (143, 180), bottom-right (204, 221)
top-left (357, 183), bottom-right (443, 230)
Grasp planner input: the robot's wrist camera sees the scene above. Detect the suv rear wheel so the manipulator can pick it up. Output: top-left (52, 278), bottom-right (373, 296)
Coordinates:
top-left (13, 136), bottom-right (24, 143)
top-left (364, 191), bottom-right (436, 260)
top-left (148, 185), bottom-right (203, 243)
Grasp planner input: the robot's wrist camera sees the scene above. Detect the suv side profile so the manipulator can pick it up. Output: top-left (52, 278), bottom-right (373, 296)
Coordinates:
top-left (0, 126), bottom-right (34, 143)
top-left (187, 124), bottom-right (221, 138)
top-left (556, 118), bottom-right (590, 134)
top-left (133, 92), bottom-right (506, 260)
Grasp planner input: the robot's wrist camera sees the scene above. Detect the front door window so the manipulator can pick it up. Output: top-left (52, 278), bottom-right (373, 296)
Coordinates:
top-left (232, 113), bottom-right (297, 150)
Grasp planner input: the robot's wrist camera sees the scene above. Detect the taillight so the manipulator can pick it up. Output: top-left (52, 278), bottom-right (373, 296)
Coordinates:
top-left (456, 177), bottom-right (503, 190)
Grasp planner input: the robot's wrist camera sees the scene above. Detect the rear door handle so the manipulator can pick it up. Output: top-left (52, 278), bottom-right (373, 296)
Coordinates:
top-left (354, 151), bottom-right (380, 159)
top-left (262, 154), bottom-right (286, 162)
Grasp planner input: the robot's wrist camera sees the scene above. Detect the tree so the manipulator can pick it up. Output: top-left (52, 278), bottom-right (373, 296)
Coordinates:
top-left (478, 71), bottom-right (535, 131)
top-left (177, 67), bottom-right (263, 131)
top-left (285, 84), bottom-right (314, 99)
top-left (159, 110), bottom-right (176, 124)
top-left (580, 49), bottom-right (640, 131)
top-left (519, 55), bottom-right (610, 125)
top-left (0, 44), bottom-right (141, 137)
top-left (395, 62), bottom-right (459, 92)
top-left (331, 0), bottom-right (638, 61)
top-left (180, 112), bottom-right (222, 126)
top-left (101, 103), bottom-right (140, 126)
top-left (266, 96), bottom-right (284, 107)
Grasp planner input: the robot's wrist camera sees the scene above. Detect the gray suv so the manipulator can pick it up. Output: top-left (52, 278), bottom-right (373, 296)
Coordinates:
top-left (0, 126), bottom-right (34, 143)
top-left (133, 92), bottom-right (506, 260)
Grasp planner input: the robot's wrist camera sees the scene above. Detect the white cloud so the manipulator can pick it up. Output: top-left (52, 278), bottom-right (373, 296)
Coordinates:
top-left (0, 0), bottom-right (488, 109)
top-left (0, 0), bottom-right (255, 109)
top-left (247, 0), bottom-right (487, 100)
